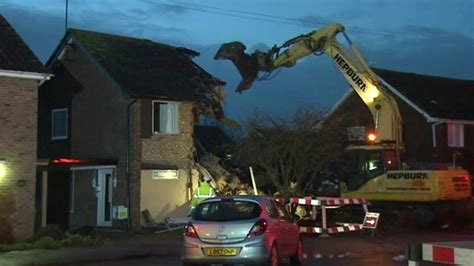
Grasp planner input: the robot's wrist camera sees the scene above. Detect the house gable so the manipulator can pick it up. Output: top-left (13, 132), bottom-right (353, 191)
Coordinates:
top-left (374, 69), bottom-right (474, 121)
top-left (325, 68), bottom-right (474, 173)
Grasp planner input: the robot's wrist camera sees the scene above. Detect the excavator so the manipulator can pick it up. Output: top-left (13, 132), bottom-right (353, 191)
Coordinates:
top-left (215, 23), bottom-right (472, 226)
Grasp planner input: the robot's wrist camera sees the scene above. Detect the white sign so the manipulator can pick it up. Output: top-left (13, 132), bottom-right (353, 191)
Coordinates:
top-left (362, 212), bottom-right (380, 230)
top-left (152, 169), bottom-right (179, 180)
top-left (347, 126), bottom-right (366, 141)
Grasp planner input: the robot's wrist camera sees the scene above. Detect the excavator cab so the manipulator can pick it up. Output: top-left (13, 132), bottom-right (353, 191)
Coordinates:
top-left (341, 146), bottom-right (399, 191)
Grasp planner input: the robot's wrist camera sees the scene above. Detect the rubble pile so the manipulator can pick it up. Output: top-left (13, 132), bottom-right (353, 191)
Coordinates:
top-left (197, 154), bottom-right (260, 196)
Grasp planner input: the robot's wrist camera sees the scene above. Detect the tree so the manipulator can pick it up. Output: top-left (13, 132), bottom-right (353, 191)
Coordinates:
top-left (233, 106), bottom-right (348, 198)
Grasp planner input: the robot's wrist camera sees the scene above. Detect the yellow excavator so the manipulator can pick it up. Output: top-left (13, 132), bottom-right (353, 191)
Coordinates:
top-left (215, 23), bottom-right (472, 226)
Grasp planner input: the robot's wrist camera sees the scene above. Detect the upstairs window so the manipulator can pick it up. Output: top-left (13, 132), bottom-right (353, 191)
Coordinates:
top-left (153, 101), bottom-right (179, 134)
top-left (447, 123), bottom-right (464, 147)
top-left (52, 108), bottom-right (68, 140)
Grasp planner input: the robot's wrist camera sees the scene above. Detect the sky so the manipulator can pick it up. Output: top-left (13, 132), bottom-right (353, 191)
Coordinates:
top-left (1, 0), bottom-right (473, 121)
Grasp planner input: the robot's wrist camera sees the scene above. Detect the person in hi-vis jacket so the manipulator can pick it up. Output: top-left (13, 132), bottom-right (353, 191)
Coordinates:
top-left (189, 175), bottom-right (216, 215)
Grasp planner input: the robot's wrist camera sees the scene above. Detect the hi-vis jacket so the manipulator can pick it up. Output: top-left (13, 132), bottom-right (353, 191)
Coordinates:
top-left (191, 182), bottom-right (216, 208)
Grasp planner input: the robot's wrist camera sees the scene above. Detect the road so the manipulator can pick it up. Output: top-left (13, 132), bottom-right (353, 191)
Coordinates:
top-left (73, 229), bottom-right (474, 266)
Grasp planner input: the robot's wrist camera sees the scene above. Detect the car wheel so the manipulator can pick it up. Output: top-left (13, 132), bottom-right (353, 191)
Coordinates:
top-left (266, 244), bottom-right (279, 266)
top-left (289, 237), bottom-right (304, 265)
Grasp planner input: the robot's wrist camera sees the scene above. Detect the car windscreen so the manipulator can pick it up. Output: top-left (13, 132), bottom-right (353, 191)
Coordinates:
top-left (193, 200), bottom-right (261, 222)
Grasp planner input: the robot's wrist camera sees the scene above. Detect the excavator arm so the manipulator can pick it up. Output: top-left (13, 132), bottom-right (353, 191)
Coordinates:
top-left (215, 23), bottom-right (403, 152)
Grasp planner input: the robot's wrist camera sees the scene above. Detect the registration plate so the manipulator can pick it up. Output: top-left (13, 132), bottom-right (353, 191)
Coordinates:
top-left (207, 248), bottom-right (237, 256)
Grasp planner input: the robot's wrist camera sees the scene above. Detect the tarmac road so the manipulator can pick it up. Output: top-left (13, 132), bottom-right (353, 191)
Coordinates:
top-left (70, 229), bottom-right (474, 266)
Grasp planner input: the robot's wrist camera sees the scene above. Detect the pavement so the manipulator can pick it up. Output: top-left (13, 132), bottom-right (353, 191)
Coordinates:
top-left (0, 228), bottom-right (184, 266)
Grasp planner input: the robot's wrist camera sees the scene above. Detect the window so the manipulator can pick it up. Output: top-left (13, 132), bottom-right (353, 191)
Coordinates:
top-left (266, 199), bottom-right (279, 219)
top-left (343, 149), bottom-right (386, 191)
top-left (447, 123), bottom-right (464, 147)
top-left (152, 101), bottom-right (179, 134)
top-left (193, 200), bottom-right (261, 221)
top-left (52, 108), bottom-right (68, 140)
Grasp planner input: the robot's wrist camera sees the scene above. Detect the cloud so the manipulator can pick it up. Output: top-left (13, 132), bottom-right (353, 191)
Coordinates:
top-left (72, 8), bottom-right (187, 39)
top-left (356, 25), bottom-right (474, 79)
top-left (139, 0), bottom-right (189, 15)
top-left (292, 15), bottom-right (330, 27)
top-left (0, 2), bottom-right (189, 62)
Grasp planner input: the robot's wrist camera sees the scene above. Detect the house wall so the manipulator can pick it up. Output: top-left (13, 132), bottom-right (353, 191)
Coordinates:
top-left (396, 93), bottom-right (435, 164)
top-left (434, 124), bottom-right (474, 174)
top-left (140, 170), bottom-right (191, 222)
top-left (38, 62), bottom-right (81, 159)
top-left (0, 77), bottom-right (38, 242)
top-left (141, 101), bottom-right (195, 165)
top-left (69, 169), bottom-right (97, 228)
top-left (60, 43), bottom-right (130, 228)
top-left (137, 100), bottom-right (196, 223)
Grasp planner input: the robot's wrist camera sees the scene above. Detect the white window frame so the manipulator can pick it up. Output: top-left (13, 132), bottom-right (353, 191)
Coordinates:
top-left (152, 100), bottom-right (180, 135)
top-left (52, 108), bottom-right (68, 140)
top-left (447, 123), bottom-right (464, 148)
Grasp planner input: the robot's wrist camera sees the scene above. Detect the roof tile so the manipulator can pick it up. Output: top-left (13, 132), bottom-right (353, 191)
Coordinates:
top-left (375, 68), bottom-right (474, 120)
top-left (0, 14), bottom-right (46, 74)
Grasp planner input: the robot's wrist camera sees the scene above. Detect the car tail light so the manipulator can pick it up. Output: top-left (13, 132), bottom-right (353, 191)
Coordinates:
top-left (247, 219), bottom-right (268, 238)
top-left (184, 223), bottom-right (198, 238)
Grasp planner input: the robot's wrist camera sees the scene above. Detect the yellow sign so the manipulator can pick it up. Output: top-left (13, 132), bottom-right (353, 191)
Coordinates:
top-left (207, 248), bottom-right (238, 256)
top-left (117, 206), bottom-right (128, 220)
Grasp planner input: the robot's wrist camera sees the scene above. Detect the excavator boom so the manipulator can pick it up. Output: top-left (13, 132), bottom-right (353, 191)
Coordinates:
top-left (215, 23), bottom-right (403, 150)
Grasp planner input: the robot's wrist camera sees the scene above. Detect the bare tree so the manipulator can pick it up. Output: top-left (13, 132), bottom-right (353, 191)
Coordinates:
top-left (233, 106), bottom-right (348, 198)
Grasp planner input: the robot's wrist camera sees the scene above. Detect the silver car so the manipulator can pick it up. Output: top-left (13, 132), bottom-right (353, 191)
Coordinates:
top-left (182, 195), bottom-right (303, 266)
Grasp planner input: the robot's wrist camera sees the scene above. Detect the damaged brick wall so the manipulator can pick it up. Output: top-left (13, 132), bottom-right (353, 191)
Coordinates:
top-left (141, 102), bottom-right (196, 166)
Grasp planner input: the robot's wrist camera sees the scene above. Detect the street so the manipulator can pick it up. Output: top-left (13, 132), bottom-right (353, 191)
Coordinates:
top-left (69, 229), bottom-right (474, 266)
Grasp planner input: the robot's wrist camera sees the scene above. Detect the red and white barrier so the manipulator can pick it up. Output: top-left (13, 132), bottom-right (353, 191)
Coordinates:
top-left (421, 242), bottom-right (474, 265)
top-left (300, 223), bottom-right (362, 234)
top-left (290, 196), bottom-right (370, 236)
top-left (290, 197), bottom-right (369, 207)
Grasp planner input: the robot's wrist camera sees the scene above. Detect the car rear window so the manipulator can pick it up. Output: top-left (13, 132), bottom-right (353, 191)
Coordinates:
top-left (193, 200), bottom-right (261, 221)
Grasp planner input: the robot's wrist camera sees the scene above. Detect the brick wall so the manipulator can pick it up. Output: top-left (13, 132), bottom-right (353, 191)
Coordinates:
top-left (129, 100), bottom-right (142, 227)
top-left (141, 102), bottom-right (195, 165)
top-left (0, 77), bottom-right (38, 242)
top-left (130, 100), bottom-right (196, 227)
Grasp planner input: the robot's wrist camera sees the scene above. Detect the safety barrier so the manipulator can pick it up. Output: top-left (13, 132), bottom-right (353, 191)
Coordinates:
top-left (290, 196), bottom-right (369, 236)
top-left (406, 241), bottom-right (474, 265)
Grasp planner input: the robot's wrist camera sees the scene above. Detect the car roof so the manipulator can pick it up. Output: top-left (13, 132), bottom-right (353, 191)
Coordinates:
top-left (203, 195), bottom-right (270, 203)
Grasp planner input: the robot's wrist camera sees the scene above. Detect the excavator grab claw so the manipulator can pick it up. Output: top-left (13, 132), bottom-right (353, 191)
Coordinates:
top-left (214, 42), bottom-right (262, 93)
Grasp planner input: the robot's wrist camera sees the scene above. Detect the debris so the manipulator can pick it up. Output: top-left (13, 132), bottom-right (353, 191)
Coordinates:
top-left (392, 254), bottom-right (405, 262)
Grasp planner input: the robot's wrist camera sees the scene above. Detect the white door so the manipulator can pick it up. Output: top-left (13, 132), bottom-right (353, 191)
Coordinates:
top-left (97, 169), bottom-right (113, 226)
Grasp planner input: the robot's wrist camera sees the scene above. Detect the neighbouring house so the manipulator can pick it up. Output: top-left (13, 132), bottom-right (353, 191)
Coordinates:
top-left (325, 68), bottom-right (474, 175)
top-left (37, 28), bottom-right (225, 230)
top-left (0, 15), bottom-right (51, 242)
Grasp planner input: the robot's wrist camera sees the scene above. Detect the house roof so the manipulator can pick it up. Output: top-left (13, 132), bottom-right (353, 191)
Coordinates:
top-left (67, 29), bottom-right (224, 101)
top-left (0, 14), bottom-right (46, 74)
top-left (373, 69), bottom-right (474, 121)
